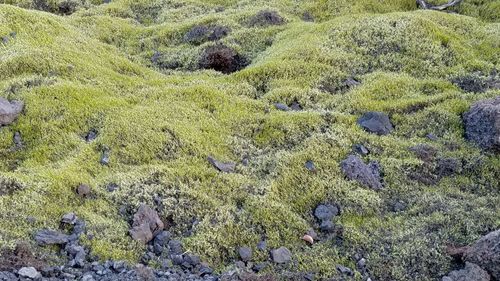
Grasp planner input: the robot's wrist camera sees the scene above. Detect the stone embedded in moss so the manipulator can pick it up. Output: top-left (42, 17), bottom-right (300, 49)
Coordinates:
top-left (0, 98), bottom-right (23, 126)
top-left (129, 205), bottom-right (164, 244)
top-left (184, 25), bottom-right (231, 45)
top-left (198, 45), bottom-right (248, 74)
top-left (463, 97), bottom-right (500, 152)
top-left (248, 10), bottom-right (285, 27)
top-left (357, 112), bottom-right (394, 136)
top-left (464, 229), bottom-right (500, 280)
top-left (340, 155), bottom-right (383, 190)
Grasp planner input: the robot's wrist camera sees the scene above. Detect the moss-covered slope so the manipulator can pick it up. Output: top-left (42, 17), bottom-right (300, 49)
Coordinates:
top-left (0, 0), bottom-right (499, 280)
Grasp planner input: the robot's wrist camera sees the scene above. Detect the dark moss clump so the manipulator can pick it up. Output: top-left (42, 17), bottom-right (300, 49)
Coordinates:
top-left (451, 71), bottom-right (499, 93)
top-left (184, 25), bottom-right (231, 45)
top-left (198, 44), bottom-right (248, 74)
top-left (32, 0), bottom-right (80, 15)
top-left (248, 10), bottom-right (285, 27)
top-left (0, 177), bottom-right (23, 196)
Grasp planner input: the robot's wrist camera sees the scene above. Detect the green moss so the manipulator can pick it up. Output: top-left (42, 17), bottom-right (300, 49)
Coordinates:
top-left (0, 1), bottom-right (498, 280)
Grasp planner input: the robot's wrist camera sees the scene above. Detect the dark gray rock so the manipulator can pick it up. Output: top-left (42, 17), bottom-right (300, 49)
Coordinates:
top-left (353, 144), bottom-right (369, 156)
top-left (207, 156), bottom-right (236, 173)
top-left (290, 101), bottom-right (302, 111)
top-left (314, 204), bottom-right (339, 222)
top-left (464, 97), bottom-right (500, 152)
top-left (168, 240), bottom-right (183, 255)
top-left (0, 271), bottom-right (18, 281)
top-left (0, 97), bottom-right (23, 126)
top-left (257, 240), bottom-right (266, 251)
top-left (305, 160), bottom-right (316, 172)
top-left (271, 247), bottom-right (291, 264)
top-left (85, 129), bottom-right (98, 142)
top-left (13, 131), bottom-right (23, 149)
top-left (238, 247), bottom-right (252, 262)
top-left (464, 229), bottom-right (500, 279)
top-left (129, 204), bottom-right (164, 244)
top-left (61, 212), bottom-right (77, 225)
top-left (320, 220), bottom-right (335, 233)
top-left (357, 112), bottom-right (394, 135)
top-left (336, 265), bottom-right (354, 276)
top-left (35, 229), bottom-right (69, 246)
top-left (340, 155), bottom-right (383, 190)
top-left (100, 147), bottom-right (110, 165)
top-left (274, 103), bottom-right (290, 111)
top-left (76, 184), bottom-right (91, 197)
top-left (443, 262), bottom-right (490, 281)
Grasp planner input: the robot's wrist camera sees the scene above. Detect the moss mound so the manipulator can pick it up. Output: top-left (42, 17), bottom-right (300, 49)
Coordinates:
top-left (0, 0), bottom-right (499, 280)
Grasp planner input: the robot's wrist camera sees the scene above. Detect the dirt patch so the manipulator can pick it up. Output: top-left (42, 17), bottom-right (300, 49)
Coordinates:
top-left (0, 242), bottom-right (46, 271)
top-left (199, 44), bottom-right (249, 74)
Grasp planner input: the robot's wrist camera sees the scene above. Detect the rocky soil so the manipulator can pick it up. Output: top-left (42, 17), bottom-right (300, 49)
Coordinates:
top-left (0, 0), bottom-right (499, 280)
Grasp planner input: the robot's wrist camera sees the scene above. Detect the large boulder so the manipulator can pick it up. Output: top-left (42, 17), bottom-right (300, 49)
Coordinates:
top-left (442, 262), bottom-right (490, 281)
top-left (464, 229), bottom-right (500, 280)
top-left (340, 155), bottom-right (383, 190)
top-left (357, 112), bottom-right (394, 135)
top-left (129, 205), bottom-right (164, 244)
top-left (0, 98), bottom-right (23, 126)
top-left (463, 97), bottom-right (500, 152)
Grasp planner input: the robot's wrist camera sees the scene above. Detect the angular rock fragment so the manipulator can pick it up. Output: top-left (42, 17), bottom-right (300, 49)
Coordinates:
top-left (207, 156), bottom-right (236, 173)
top-left (18, 267), bottom-right (41, 279)
top-left (340, 155), bottom-right (383, 190)
top-left (314, 204), bottom-right (339, 222)
top-left (357, 112), bottom-right (394, 135)
top-left (442, 262), bottom-right (490, 281)
top-left (0, 97), bottom-right (23, 126)
top-left (463, 97), bottom-right (500, 152)
top-left (464, 229), bottom-right (500, 279)
top-left (238, 247), bottom-right (252, 262)
top-left (274, 103), bottom-right (290, 111)
top-left (129, 205), bottom-right (164, 244)
top-left (271, 247), bottom-right (291, 264)
top-left (35, 229), bottom-right (70, 246)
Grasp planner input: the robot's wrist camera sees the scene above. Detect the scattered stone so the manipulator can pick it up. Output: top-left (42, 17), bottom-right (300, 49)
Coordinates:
top-left (18, 267), bottom-right (41, 279)
top-left (302, 11), bottom-right (314, 22)
top-left (1, 36), bottom-right (8, 44)
top-left (153, 230), bottom-right (171, 255)
top-left (81, 274), bottom-right (95, 281)
top-left (129, 204), bottom-right (164, 244)
top-left (353, 144), bottom-right (369, 156)
top-left (61, 212), bottom-right (77, 225)
top-left (274, 103), bottom-right (290, 111)
top-left (252, 262), bottom-right (267, 272)
top-left (168, 239), bottom-right (183, 255)
top-left (209, 26), bottom-right (231, 41)
top-left (357, 112), bottom-right (394, 135)
top-left (336, 265), bottom-right (354, 276)
top-left (0, 98), bottom-right (23, 126)
top-left (85, 129), bottom-right (98, 142)
top-left (314, 204), bottom-right (339, 222)
top-left (271, 247), bottom-right (291, 264)
top-left (13, 131), bottom-right (23, 150)
top-left (248, 10), bottom-right (285, 27)
top-left (443, 262), bottom-right (490, 281)
top-left (464, 229), bottom-right (500, 279)
top-left (463, 97), bottom-right (500, 152)
top-left (76, 184), bottom-right (91, 197)
top-left (100, 147), bottom-right (110, 165)
top-left (106, 182), bottom-right (119, 192)
top-left (35, 229), bottom-right (69, 246)
top-left (290, 101), bottom-right (302, 111)
top-left (135, 264), bottom-right (155, 281)
top-left (207, 156), bottom-right (236, 173)
top-left (257, 240), bottom-right (267, 251)
top-left (340, 155), bottom-right (383, 190)
top-left (238, 247), bottom-right (252, 262)
top-left (305, 160), bottom-right (316, 172)
top-left (427, 133), bottom-right (438, 141)
top-left (199, 44), bottom-right (248, 74)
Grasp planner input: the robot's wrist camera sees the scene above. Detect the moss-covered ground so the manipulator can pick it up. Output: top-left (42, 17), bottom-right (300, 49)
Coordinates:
top-left (0, 0), bottom-right (499, 280)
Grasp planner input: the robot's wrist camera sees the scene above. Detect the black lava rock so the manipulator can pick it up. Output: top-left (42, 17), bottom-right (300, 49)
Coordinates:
top-left (340, 155), bottom-right (383, 190)
top-left (463, 97), bottom-right (500, 152)
top-left (314, 204), bottom-right (339, 222)
top-left (357, 112), bottom-right (394, 135)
